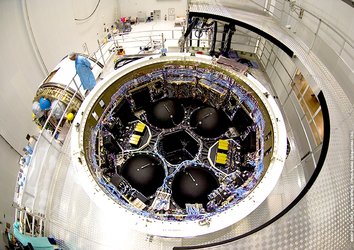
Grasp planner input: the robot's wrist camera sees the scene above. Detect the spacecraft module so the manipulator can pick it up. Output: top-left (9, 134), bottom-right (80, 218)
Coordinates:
top-left (71, 54), bottom-right (287, 237)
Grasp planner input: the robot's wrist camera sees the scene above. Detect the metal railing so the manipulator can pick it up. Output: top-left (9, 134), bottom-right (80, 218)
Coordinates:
top-left (262, 0), bottom-right (354, 84)
top-left (256, 36), bottom-right (321, 174)
top-left (108, 28), bottom-right (183, 51)
top-left (12, 32), bottom-right (117, 221)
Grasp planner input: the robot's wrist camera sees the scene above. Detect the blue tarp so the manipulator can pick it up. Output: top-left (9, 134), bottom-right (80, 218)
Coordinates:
top-left (13, 222), bottom-right (53, 250)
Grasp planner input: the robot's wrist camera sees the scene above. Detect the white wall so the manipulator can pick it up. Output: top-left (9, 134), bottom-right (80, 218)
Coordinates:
top-left (270, 0), bottom-right (354, 104)
top-left (0, 0), bottom-right (43, 153)
top-left (295, 0), bottom-right (354, 104)
top-left (27, 0), bottom-right (120, 70)
top-left (0, 136), bottom-right (21, 249)
top-left (118, 0), bottom-right (187, 21)
top-left (298, 0), bottom-right (354, 42)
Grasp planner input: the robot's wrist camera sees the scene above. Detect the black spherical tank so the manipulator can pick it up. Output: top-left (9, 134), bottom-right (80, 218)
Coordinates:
top-left (121, 154), bottom-right (165, 197)
top-left (172, 166), bottom-right (219, 208)
top-left (146, 98), bottom-right (184, 129)
top-left (190, 106), bottom-right (230, 138)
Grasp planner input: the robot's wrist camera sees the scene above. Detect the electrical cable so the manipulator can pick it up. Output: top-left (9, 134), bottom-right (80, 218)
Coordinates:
top-left (74, 0), bottom-right (101, 21)
top-left (194, 29), bottom-right (203, 38)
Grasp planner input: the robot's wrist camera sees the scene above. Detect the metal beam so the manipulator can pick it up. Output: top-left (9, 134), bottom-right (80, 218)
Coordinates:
top-left (220, 24), bottom-right (229, 52)
top-left (223, 24), bottom-right (236, 56)
top-left (189, 11), bottom-right (294, 57)
top-left (209, 21), bottom-right (218, 56)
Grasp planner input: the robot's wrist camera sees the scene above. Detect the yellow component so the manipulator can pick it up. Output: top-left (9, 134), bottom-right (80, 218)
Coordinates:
top-left (129, 139), bottom-right (139, 145)
top-left (134, 122), bottom-right (146, 133)
top-left (129, 134), bottom-right (141, 145)
top-left (218, 139), bottom-right (229, 151)
top-left (215, 153), bottom-right (227, 165)
top-left (132, 134), bottom-right (140, 139)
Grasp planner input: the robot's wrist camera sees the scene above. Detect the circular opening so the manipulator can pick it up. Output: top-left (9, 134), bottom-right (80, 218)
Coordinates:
top-left (76, 56), bottom-right (287, 237)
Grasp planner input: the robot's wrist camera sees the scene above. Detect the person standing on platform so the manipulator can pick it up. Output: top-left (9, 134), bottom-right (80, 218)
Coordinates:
top-left (69, 53), bottom-right (96, 94)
